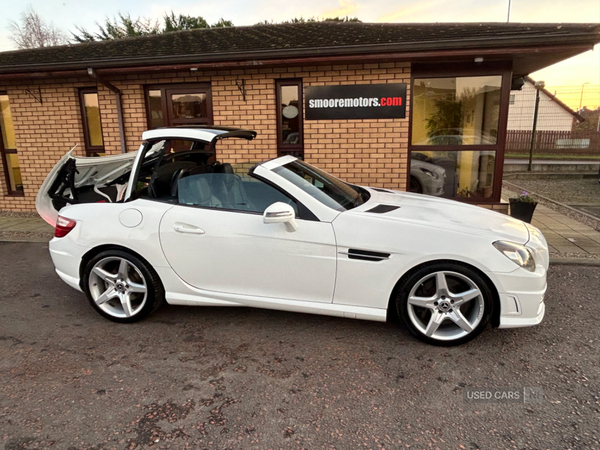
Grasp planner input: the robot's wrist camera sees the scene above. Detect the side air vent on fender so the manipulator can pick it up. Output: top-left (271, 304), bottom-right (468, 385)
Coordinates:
top-left (340, 249), bottom-right (391, 262)
top-left (372, 188), bottom-right (394, 193)
top-left (365, 204), bottom-right (400, 214)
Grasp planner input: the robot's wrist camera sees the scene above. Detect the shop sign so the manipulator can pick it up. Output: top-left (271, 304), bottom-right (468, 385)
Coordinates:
top-left (305, 83), bottom-right (407, 120)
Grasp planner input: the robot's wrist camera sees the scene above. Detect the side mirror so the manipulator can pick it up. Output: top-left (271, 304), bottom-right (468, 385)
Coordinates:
top-left (263, 202), bottom-right (298, 231)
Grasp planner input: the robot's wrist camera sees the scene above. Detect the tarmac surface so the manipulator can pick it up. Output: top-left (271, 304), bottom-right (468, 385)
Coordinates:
top-left (1, 242), bottom-right (599, 449)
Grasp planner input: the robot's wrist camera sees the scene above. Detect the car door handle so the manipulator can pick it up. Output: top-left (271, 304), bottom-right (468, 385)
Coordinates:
top-left (173, 223), bottom-right (205, 235)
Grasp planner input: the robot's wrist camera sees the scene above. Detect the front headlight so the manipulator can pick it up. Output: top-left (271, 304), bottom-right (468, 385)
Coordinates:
top-left (420, 168), bottom-right (438, 179)
top-left (493, 241), bottom-right (536, 272)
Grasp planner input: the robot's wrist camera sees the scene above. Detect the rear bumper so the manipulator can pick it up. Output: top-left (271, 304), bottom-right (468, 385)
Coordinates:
top-left (49, 237), bottom-right (84, 292)
top-left (55, 268), bottom-right (82, 292)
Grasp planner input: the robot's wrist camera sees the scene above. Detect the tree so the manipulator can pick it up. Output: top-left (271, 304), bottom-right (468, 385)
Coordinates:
top-left (8, 6), bottom-right (69, 49)
top-left (72, 12), bottom-right (233, 42)
top-left (211, 18), bottom-right (234, 28)
top-left (163, 12), bottom-right (209, 32)
top-left (574, 106), bottom-right (600, 131)
top-left (256, 16), bottom-right (361, 25)
top-left (72, 13), bottom-right (159, 43)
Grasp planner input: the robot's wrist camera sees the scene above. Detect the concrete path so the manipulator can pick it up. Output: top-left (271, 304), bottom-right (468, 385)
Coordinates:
top-left (502, 187), bottom-right (600, 264)
top-left (0, 214), bottom-right (54, 242)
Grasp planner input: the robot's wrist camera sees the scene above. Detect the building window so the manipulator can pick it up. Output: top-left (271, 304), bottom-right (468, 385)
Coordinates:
top-left (410, 70), bottom-right (509, 202)
top-left (0, 93), bottom-right (23, 196)
top-left (276, 79), bottom-right (304, 158)
top-left (145, 83), bottom-right (213, 129)
top-left (79, 88), bottom-right (104, 156)
top-left (412, 76), bottom-right (502, 146)
top-left (509, 94), bottom-right (515, 105)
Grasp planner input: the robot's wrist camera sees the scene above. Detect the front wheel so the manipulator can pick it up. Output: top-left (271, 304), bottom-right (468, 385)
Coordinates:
top-left (82, 250), bottom-right (164, 323)
top-left (409, 176), bottom-right (423, 194)
top-left (396, 262), bottom-right (494, 346)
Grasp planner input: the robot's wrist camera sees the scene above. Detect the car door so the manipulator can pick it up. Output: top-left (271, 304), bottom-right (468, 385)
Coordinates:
top-left (159, 175), bottom-right (337, 303)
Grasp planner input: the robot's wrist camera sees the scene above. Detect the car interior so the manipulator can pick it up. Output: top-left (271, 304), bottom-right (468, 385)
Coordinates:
top-left (47, 136), bottom-right (298, 216)
top-left (136, 139), bottom-right (299, 215)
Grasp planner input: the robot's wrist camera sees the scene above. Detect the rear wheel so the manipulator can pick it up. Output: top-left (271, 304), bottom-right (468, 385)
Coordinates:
top-left (82, 250), bottom-right (164, 323)
top-left (396, 262), bottom-right (493, 346)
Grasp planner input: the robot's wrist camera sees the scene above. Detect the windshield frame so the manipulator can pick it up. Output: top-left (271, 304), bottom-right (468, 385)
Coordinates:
top-left (270, 159), bottom-right (369, 211)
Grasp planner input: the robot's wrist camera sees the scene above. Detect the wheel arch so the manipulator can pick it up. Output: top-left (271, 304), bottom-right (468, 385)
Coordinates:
top-left (387, 259), bottom-right (501, 328)
top-left (409, 175), bottom-right (423, 194)
top-left (79, 244), bottom-right (164, 290)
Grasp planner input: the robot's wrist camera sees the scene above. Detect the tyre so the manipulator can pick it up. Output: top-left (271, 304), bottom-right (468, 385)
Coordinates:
top-left (82, 250), bottom-right (164, 323)
top-left (409, 176), bottom-right (423, 194)
top-left (396, 262), bottom-right (494, 346)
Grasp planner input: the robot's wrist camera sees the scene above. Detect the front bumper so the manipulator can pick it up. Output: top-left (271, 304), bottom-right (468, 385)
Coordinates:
top-left (498, 289), bottom-right (546, 328)
top-left (491, 269), bottom-right (547, 329)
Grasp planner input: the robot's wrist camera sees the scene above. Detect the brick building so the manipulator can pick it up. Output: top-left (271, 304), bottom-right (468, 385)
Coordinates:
top-left (0, 22), bottom-right (598, 213)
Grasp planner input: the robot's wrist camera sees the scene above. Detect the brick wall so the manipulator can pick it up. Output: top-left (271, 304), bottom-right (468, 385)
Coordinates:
top-left (0, 77), bottom-right (92, 212)
top-left (0, 61), bottom-right (411, 212)
top-left (0, 62), bottom-right (506, 214)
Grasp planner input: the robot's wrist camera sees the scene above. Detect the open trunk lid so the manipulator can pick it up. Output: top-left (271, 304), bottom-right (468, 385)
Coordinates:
top-left (35, 147), bottom-right (138, 226)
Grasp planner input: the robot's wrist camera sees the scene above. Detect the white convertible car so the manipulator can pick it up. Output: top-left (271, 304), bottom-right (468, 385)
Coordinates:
top-left (37, 127), bottom-right (548, 346)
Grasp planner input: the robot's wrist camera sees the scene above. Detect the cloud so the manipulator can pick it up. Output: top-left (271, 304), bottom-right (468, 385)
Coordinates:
top-left (320, 0), bottom-right (361, 19)
top-left (377, 0), bottom-right (450, 23)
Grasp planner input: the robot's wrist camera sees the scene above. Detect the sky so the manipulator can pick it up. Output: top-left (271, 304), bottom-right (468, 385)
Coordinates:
top-left (1, 0), bottom-right (599, 106)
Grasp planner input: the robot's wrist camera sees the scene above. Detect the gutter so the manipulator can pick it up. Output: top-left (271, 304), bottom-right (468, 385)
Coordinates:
top-left (87, 68), bottom-right (127, 154)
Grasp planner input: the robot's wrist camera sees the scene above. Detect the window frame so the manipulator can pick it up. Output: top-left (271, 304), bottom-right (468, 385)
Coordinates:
top-left (408, 62), bottom-right (512, 203)
top-left (276, 79), bottom-right (304, 158)
top-left (0, 92), bottom-right (23, 197)
top-left (78, 87), bottom-right (105, 156)
top-left (144, 83), bottom-right (213, 129)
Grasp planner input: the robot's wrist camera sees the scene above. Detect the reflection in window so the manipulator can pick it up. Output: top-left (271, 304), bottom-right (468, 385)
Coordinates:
top-left (410, 151), bottom-right (496, 199)
top-left (0, 95), bottom-right (16, 149)
top-left (280, 86), bottom-right (300, 144)
top-left (145, 85), bottom-right (212, 128)
top-left (412, 76), bottom-right (502, 146)
top-left (276, 80), bottom-right (303, 158)
top-left (148, 90), bottom-right (163, 129)
top-left (0, 94), bottom-right (24, 194)
top-left (79, 88), bottom-right (104, 156)
top-left (171, 93), bottom-right (207, 119)
top-left (83, 93), bottom-right (103, 147)
top-left (5, 153), bottom-right (23, 193)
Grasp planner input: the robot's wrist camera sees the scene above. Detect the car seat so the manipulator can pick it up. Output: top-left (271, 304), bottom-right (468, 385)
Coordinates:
top-left (177, 175), bottom-right (222, 208)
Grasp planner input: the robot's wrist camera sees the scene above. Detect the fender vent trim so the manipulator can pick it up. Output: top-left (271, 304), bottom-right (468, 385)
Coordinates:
top-left (340, 249), bottom-right (391, 262)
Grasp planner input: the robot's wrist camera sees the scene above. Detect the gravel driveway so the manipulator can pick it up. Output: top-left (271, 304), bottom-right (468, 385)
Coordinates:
top-left (1, 242), bottom-right (599, 449)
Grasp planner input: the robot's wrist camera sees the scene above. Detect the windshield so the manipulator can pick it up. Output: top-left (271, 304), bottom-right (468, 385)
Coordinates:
top-left (272, 160), bottom-right (368, 211)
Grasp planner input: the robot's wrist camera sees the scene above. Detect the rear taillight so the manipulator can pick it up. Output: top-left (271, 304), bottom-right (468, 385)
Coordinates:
top-left (55, 215), bottom-right (77, 238)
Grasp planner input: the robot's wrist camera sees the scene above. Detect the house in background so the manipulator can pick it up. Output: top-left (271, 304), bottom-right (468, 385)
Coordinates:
top-left (505, 77), bottom-right (598, 156)
top-left (507, 76), bottom-right (583, 132)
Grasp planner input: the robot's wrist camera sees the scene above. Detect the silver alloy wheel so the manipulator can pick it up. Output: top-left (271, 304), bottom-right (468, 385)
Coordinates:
top-left (88, 256), bottom-right (148, 318)
top-left (406, 270), bottom-right (485, 341)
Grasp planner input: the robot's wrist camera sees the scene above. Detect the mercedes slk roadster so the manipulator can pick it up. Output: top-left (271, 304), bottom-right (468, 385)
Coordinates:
top-left (37, 127), bottom-right (548, 346)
